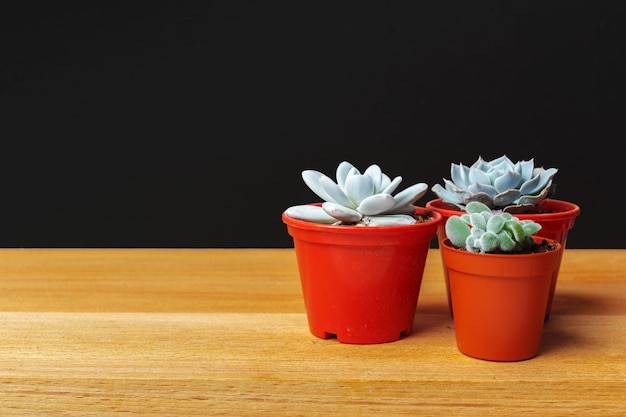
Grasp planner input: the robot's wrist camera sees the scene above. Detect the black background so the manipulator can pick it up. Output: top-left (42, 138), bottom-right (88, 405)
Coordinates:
top-left (1, 1), bottom-right (624, 248)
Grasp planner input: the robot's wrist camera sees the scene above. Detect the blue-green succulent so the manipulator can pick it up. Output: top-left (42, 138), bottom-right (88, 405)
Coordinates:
top-left (432, 155), bottom-right (558, 213)
top-left (445, 201), bottom-right (543, 253)
top-left (285, 161), bottom-right (429, 226)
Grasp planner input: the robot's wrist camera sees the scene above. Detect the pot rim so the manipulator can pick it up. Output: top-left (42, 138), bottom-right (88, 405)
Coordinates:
top-left (282, 203), bottom-right (442, 235)
top-left (441, 236), bottom-right (562, 259)
top-left (426, 198), bottom-right (580, 221)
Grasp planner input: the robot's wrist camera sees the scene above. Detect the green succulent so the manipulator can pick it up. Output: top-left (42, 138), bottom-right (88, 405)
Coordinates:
top-left (445, 201), bottom-right (542, 253)
top-left (432, 155), bottom-right (558, 213)
top-left (285, 161), bottom-right (428, 226)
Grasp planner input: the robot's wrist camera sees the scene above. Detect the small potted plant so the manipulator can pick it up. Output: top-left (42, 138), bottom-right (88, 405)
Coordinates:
top-left (282, 161), bottom-right (441, 344)
top-left (441, 201), bottom-right (563, 361)
top-left (425, 155), bottom-right (580, 319)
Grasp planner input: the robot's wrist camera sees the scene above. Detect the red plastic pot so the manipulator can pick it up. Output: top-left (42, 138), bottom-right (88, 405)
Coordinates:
top-left (441, 236), bottom-right (563, 361)
top-left (282, 205), bottom-right (441, 344)
top-left (426, 198), bottom-right (580, 319)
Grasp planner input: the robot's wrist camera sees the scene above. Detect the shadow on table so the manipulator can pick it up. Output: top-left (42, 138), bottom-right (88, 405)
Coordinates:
top-left (550, 289), bottom-right (625, 316)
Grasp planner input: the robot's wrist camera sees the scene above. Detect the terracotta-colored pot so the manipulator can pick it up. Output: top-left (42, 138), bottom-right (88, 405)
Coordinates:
top-left (441, 236), bottom-right (563, 361)
top-left (426, 198), bottom-right (580, 319)
top-left (282, 205), bottom-right (441, 344)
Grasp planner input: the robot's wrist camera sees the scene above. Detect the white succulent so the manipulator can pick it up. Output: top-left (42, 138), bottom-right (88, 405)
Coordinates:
top-left (285, 161), bottom-right (428, 226)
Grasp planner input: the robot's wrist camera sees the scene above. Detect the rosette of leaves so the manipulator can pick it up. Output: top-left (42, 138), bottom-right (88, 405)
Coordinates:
top-left (285, 161), bottom-right (429, 226)
top-left (445, 201), bottom-right (543, 253)
top-left (431, 155), bottom-right (558, 213)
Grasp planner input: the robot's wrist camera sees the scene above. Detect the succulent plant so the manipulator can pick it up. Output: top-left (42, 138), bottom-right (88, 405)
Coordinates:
top-left (445, 201), bottom-right (543, 253)
top-left (285, 161), bottom-right (429, 226)
top-left (432, 155), bottom-right (558, 213)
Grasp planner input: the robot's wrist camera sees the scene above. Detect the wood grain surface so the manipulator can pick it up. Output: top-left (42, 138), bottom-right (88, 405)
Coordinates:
top-left (0, 249), bottom-right (624, 416)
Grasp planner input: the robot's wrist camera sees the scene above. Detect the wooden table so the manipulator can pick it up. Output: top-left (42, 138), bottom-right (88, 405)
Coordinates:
top-left (0, 249), bottom-right (624, 416)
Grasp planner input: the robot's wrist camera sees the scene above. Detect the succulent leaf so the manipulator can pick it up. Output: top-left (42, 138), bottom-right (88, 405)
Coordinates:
top-left (521, 220), bottom-right (542, 236)
top-left (392, 203), bottom-right (416, 214)
top-left (494, 170), bottom-right (522, 193)
top-left (519, 159), bottom-right (534, 181)
top-left (381, 176), bottom-right (403, 195)
top-left (465, 235), bottom-right (479, 252)
top-left (363, 164), bottom-right (383, 191)
top-left (336, 161), bottom-right (356, 190)
top-left (467, 182), bottom-right (496, 196)
top-left (501, 212), bottom-right (514, 221)
top-left (466, 201), bottom-right (491, 214)
top-left (319, 175), bottom-right (354, 207)
top-left (366, 214), bottom-right (417, 225)
top-left (378, 174), bottom-right (393, 193)
top-left (470, 213), bottom-right (486, 230)
top-left (504, 220), bottom-right (525, 241)
top-left (498, 230), bottom-right (516, 251)
top-left (431, 182), bottom-right (465, 206)
top-left (470, 227), bottom-right (483, 237)
top-left (388, 182), bottom-right (428, 211)
top-left (486, 214), bottom-right (505, 234)
top-left (445, 216), bottom-right (471, 247)
top-left (357, 194), bottom-right (395, 215)
top-left (302, 170), bottom-right (335, 202)
top-left (465, 192), bottom-right (495, 207)
top-left (518, 172), bottom-right (543, 195)
top-left (479, 231), bottom-right (500, 252)
top-left (344, 174), bottom-right (374, 205)
top-left (451, 163), bottom-right (471, 188)
top-left (489, 155), bottom-right (513, 168)
top-left (492, 189), bottom-right (521, 207)
top-left (468, 166), bottom-right (491, 185)
top-left (515, 186), bottom-right (551, 206)
top-left (521, 167), bottom-right (557, 196)
top-left (284, 205), bottom-right (337, 224)
top-left (322, 202), bottom-right (362, 223)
